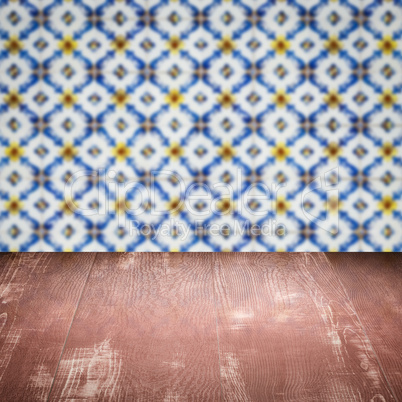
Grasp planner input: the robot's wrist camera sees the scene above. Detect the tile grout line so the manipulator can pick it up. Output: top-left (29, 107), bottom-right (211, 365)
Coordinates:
top-left (46, 252), bottom-right (98, 402)
top-left (250, 6), bottom-right (258, 234)
top-left (38, 11), bottom-right (45, 252)
top-left (358, 0), bottom-right (364, 252)
top-left (211, 253), bottom-right (224, 401)
top-left (320, 253), bottom-right (398, 401)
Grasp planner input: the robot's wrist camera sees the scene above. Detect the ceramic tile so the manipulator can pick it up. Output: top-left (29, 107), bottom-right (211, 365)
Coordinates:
top-left (0, 0), bottom-right (401, 251)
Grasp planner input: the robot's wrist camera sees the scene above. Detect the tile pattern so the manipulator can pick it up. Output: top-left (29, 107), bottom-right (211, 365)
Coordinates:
top-left (0, 0), bottom-right (401, 251)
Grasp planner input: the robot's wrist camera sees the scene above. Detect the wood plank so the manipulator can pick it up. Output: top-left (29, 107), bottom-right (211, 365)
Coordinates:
top-left (48, 253), bottom-right (221, 401)
top-left (327, 253), bottom-right (402, 399)
top-left (0, 252), bottom-right (96, 401)
top-left (213, 253), bottom-right (396, 401)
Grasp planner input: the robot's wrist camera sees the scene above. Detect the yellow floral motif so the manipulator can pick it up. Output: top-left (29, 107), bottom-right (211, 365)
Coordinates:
top-left (5, 196), bottom-right (23, 215)
top-left (60, 142), bottom-right (78, 161)
top-left (271, 142), bottom-right (290, 161)
top-left (60, 198), bottom-right (78, 215)
top-left (166, 196), bottom-right (184, 216)
top-left (273, 196), bottom-right (290, 215)
top-left (58, 35), bottom-right (77, 55)
top-left (111, 35), bottom-right (129, 54)
top-left (324, 35), bottom-right (343, 54)
top-left (324, 196), bottom-right (342, 215)
top-left (167, 36), bottom-right (184, 54)
top-left (379, 89), bottom-right (397, 109)
top-left (378, 195), bottom-right (396, 215)
top-left (272, 89), bottom-right (290, 108)
top-left (217, 142), bottom-right (236, 161)
top-left (4, 89), bottom-right (23, 109)
top-left (113, 197), bottom-right (131, 215)
top-left (378, 35), bottom-right (397, 55)
top-left (324, 142), bottom-right (342, 160)
top-left (112, 142), bottom-right (131, 162)
top-left (324, 89), bottom-right (343, 108)
top-left (217, 36), bottom-right (236, 54)
top-left (5, 142), bottom-right (24, 162)
top-left (271, 36), bottom-right (290, 55)
top-left (112, 89), bottom-right (130, 108)
top-left (165, 89), bottom-right (184, 108)
top-left (216, 197), bottom-right (236, 215)
top-left (379, 142), bottom-right (396, 161)
top-left (60, 89), bottom-right (77, 108)
top-left (4, 35), bottom-right (23, 54)
top-left (166, 142), bottom-right (184, 161)
top-left (217, 90), bottom-right (236, 109)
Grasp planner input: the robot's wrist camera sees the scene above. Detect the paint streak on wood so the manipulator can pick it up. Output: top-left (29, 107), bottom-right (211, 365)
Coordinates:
top-left (48, 253), bottom-right (221, 401)
top-left (327, 253), bottom-right (402, 400)
top-left (55, 338), bottom-right (123, 400)
top-left (213, 253), bottom-right (397, 401)
top-left (0, 252), bottom-right (96, 401)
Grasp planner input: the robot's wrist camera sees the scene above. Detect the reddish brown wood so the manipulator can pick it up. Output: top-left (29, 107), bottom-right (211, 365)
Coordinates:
top-left (0, 252), bottom-right (400, 401)
top-left (0, 252), bottom-right (96, 401)
top-left (48, 253), bottom-right (221, 401)
top-left (213, 253), bottom-right (396, 401)
top-left (327, 252), bottom-right (402, 399)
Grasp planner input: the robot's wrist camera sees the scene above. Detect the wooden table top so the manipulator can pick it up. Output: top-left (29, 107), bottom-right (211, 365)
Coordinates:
top-left (0, 253), bottom-right (400, 401)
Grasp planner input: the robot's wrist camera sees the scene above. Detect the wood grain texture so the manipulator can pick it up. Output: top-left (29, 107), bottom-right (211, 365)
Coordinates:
top-left (0, 252), bottom-right (96, 402)
top-left (0, 252), bottom-right (401, 402)
top-left (48, 253), bottom-right (221, 401)
top-left (213, 253), bottom-right (397, 401)
top-left (327, 253), bottom-right (402, 400)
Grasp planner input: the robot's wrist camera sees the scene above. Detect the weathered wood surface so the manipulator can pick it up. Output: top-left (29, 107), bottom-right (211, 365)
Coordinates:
top-left (327, 253), bottom-right (402, 400)
top-left (48, 253), bottom-right (221, 401)
top-left (213, 253), bottom-right (398, 401)
top-left (0, 252), bottom-right (96, 401)
top-left (0, 252), bottom-right (401, 401)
